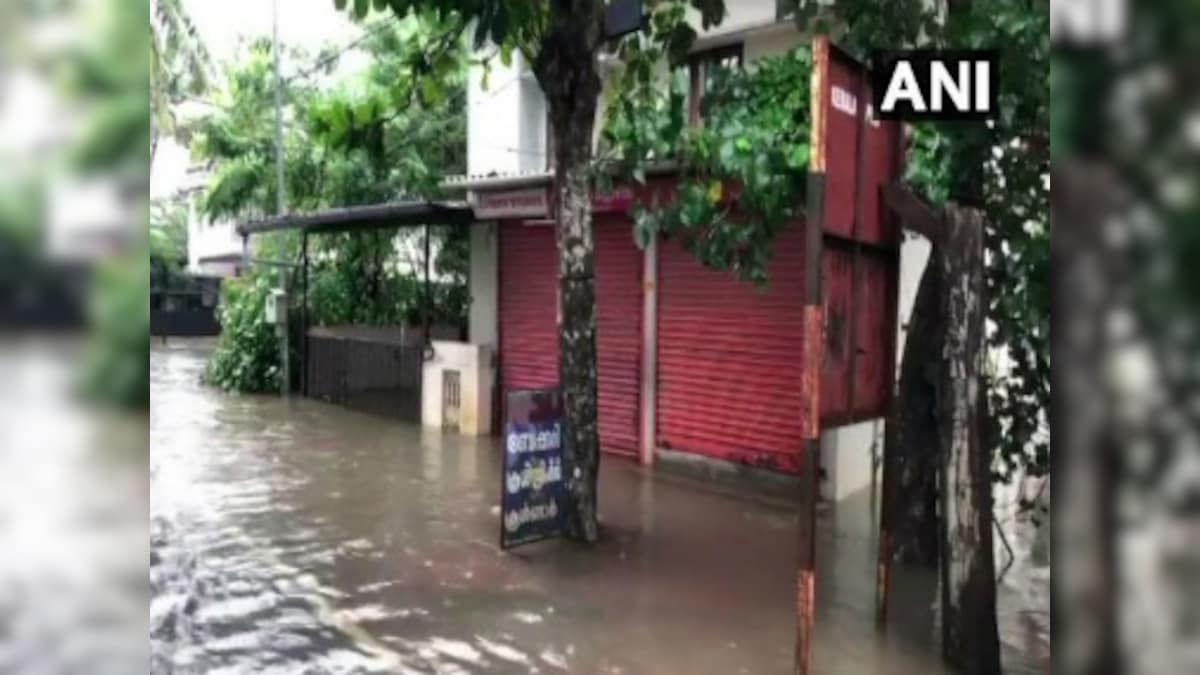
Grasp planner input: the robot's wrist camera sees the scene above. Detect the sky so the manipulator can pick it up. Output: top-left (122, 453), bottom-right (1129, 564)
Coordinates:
top-left (150, 0), bottom-right (367, 199)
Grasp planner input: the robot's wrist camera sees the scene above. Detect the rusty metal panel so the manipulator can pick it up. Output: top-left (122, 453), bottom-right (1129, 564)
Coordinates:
top-left (814, 43), bottom-right (904, 428)
top-left (800, 305), bottom-right (824, 440)
top-left (656, 221), bottom-right (807, 474)
top-left (594, 215), bottom-right (642, 457)
top-left (852, 252), bottom-right (895, 418)
top-left (499, 221), bottom-right (560, 393)
top-left (860, 107), bottom-right (903, 245)
top-left (820, 246), bottom-right (853, 421)
top-left (821, 50), bottom-right (862, 239)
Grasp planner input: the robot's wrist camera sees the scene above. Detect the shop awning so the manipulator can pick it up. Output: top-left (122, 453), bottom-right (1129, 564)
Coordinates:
top-left (236, 200), bottom-right (475, 237)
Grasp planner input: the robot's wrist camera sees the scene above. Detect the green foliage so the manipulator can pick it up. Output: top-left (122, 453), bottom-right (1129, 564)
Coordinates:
top-left (195, 18), bottom-right (471, 393)
top-left (204, 275), bottom-right (282, 393)
top-left (150, 198), bottom-right (188, 268)
top-left (62, 0), bottom-right (152, 409)
top-left (82, 254), bottom-right (151, 408)
top-left (601, 44), bottom-right (812, 285)
top-left (68, 0), bottom-right (150, 179)
top-left (151, 0), bottom-right (211, 159)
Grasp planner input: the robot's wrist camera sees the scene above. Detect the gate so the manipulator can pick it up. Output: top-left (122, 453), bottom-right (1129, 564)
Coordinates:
top-left (304, 327), bottom-right (424, 422)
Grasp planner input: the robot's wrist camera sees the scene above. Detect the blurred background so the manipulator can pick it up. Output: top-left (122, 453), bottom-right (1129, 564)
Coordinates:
top-left (1054, 0), bottom-right (1200, 674)
top-left (0, 0), bottom-right (148, 672)
top-left (0, 0), bottom-right (1198, 672)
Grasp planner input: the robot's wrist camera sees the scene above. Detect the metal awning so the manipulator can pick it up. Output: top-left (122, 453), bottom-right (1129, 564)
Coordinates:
top-left (236, 200), bottom-right (475, 237)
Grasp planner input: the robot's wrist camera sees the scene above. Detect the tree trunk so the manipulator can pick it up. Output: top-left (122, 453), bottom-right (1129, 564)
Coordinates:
top-left (532, 0), bottom-right (605, 543)
top-left (937, 203), bottom-right (1000, 675)
top-left (890, 243), bottom-right (943, 567)
top-left (877, 242), bottom-right (942, 624)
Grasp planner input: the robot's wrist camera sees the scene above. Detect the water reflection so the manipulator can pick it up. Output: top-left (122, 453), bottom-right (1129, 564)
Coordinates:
top-left (150, 339), bottom-right (1047, 673)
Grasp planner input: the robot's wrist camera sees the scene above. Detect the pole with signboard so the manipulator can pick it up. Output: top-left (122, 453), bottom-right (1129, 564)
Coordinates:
top-left (500, 388), bottom-right (567, 549)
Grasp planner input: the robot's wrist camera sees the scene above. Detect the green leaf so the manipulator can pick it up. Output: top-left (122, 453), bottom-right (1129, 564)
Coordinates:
top-left (353, 0), bottom-right (369, 19)
top-left (706, 180), bottom-right (722, 204)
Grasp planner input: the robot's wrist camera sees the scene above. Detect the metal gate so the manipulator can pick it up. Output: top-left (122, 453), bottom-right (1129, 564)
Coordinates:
top-left (305, 328), bottom-right (424, 422)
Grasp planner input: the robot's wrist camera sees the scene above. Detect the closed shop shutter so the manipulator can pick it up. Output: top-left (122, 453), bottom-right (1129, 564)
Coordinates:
top-left (656, 223), bottom-right (808, 474)
top-left (498, 217), bottom-right (643, 457)
top-left (499, 221), bottom-right (558, 393)
top-left (594, 215), bottom-right (642, 457)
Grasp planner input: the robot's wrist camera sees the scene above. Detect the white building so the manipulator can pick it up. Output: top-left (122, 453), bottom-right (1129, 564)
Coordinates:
top-left (178, 165), bottom-right (247, 278)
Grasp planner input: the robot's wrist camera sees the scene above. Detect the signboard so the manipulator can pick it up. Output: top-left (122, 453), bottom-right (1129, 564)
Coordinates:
top-left (592, 187), bottom-right (635, 214)
top-left (500, 388), bottom-right (566, 549)
top-left (475, 187), bottom-right (550, 219)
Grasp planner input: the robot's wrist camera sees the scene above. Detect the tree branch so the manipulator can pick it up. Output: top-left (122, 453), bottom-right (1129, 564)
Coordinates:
top-left (883, 182), bottom-right (941, 241)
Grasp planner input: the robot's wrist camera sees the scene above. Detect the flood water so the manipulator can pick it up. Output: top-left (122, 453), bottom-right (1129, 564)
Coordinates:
top-left (150, 340), bottom-right (1049, 674)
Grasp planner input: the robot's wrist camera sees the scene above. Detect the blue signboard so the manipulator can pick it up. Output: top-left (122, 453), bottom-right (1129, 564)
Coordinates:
top-left (500, 389), bottom-right (567, 549)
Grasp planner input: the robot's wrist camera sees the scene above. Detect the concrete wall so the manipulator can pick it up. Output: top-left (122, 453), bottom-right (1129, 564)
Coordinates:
top-left (468, 223), bottom-right (499, 349)
top-left (184, 187), bottom-right (244, 278)
top-left (422, 341), bottom-right (495, 436)
top-left (468, 53), bottom-right (547, 175)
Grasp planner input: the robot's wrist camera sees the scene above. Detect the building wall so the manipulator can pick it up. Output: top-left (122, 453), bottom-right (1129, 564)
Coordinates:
top-left (182, 179), bottom-right (245, 278)
top-left (468, 53), bottom-right (546, 175)
top-left (468, 223), bottom-right (499, 349)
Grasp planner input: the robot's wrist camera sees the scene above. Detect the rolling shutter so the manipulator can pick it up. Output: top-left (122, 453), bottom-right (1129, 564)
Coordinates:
top-left (498, 217), bottom-right (642, 456)
top-left (594, 216), bottom-right (642, 457)
top-left (499, 221), bottom-right (558, 392)
top-left (656, 223), bottom-right (808, 474)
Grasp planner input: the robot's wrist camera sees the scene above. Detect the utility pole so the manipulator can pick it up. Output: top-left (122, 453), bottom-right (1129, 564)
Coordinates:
top-left (272, 0), bottom-right (289, 397)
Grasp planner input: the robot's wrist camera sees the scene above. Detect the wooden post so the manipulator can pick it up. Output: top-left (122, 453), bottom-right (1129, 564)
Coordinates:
top-left (301, 231), bottom-right (309, 397)
top-left (795, 36), bottom-right (830, 675)
top-left (423, 223), bottom-right (432, 347)
top-left (936, 203), bottom-right (1000, 674)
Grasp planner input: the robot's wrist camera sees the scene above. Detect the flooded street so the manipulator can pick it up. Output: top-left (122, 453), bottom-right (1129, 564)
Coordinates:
top-left (151, 340), bottom-right (1048, 674)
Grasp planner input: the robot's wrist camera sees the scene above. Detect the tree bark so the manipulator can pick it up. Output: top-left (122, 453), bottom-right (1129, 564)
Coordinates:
top-left (531, 0), bottom-right (605, 543)
top-left (937, 203), bottom-right (1000, 675)
top-left (889, 244), bottom-right (943, 567)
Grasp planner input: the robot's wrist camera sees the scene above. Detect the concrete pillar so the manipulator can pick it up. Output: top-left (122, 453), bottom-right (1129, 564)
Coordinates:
top-left (639, 237), bottom-right (658, 466)
top-left (469, 222), bottom-right (499, 348)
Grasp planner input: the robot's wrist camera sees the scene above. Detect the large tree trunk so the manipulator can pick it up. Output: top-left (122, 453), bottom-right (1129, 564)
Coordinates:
top-left (890, 243), bottom-right (944, 567)
top-left (937, 203), bottom-right (1000, 675)
top-left (877, 242), bottom-right (943, 624)
top-left (532, 0), bottom-right (605, 543)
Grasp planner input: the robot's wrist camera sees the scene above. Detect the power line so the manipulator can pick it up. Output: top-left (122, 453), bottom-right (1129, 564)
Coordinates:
top-left (283, 18), bottom-right (398, 85)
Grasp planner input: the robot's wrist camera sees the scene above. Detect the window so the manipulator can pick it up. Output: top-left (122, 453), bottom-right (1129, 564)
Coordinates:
top-left (686, 44), bottom-right (744, 126)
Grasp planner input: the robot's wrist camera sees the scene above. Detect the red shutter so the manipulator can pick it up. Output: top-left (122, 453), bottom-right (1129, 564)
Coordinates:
top-left (595, 216), bottom-right (641, 457)
top-left (499, 221), bottom-right (558, 392)
top-left (498, 217), bottom-right (642, 457)
top-left (656, 222), bottom-right (807, 474)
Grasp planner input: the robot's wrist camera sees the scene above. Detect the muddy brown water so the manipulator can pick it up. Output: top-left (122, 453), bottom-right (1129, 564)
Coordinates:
top-left (150, 340), bottom-right (1048, 674)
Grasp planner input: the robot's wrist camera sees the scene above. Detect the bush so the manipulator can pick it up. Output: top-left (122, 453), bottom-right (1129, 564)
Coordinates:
top-left (204, 274), bottom-right (281, 393)
top-left (82, 253), bottom-right (150, 408)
